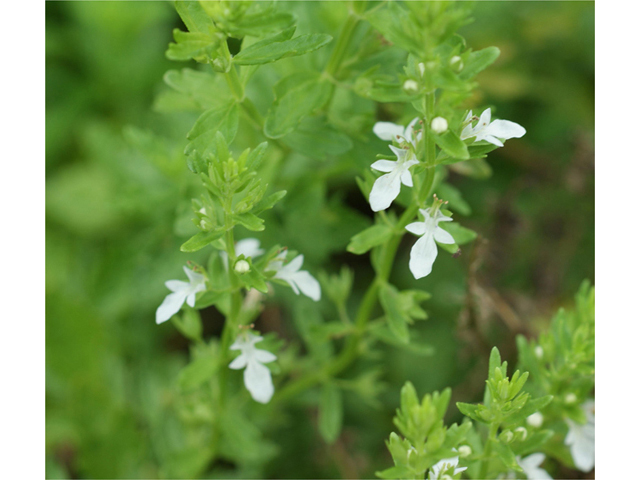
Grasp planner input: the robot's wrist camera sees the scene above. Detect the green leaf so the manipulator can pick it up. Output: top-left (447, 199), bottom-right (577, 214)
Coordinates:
top-left (376, 466), bottom-right (414, 479)
top-left (379, 284), bottom-right (410, 343)
top-left (234, 27), bottom-right (332, 65)
top-left (494, 441), bottom-right (521, 471)
top-left (365, 2), bottom-right (423, 55)
top-left (319, 383), bottom-right (343, 444)
top-left (460, 46), bottom-right (501, 81)
top-left (185, 102), bottom-right (239, 157)
top-left (282, 117), bottom-right (353, 160)
top-left (178, 355), bottom-right (217, 391)
top-left (434, 130), bottom-right (470, 160)
top-left (180, 229), bottom-right (225, 252)
top-left (456, 402), bottom-right (483, 423)
top-left (264, 73), bottom-right (332, 138)
top-left (172, 308), bottom-right (202, 342)
top-left (175, 0), bottom-right (213, 33)
top-left (253, 190), bottom-right (287, 215)
top-left (439, 222), bottom-right (477, 245)
top-left (347, 224), bottom-right (394, 255)
top-left (232, 213), bottom-right (265, 232)
top-left (166, 30), bottom-right (218, 62)
top-left (238, 257), bottom-right (269, 294)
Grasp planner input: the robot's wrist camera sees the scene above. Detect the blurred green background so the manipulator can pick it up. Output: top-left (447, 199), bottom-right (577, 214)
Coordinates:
top-left (45, 2), bottom-right (593, 478)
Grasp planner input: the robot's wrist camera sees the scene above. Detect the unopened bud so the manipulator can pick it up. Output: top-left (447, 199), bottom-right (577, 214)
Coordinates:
top-left (499, 430), bottom-right (514, 444)
top-left (564, 393), bottom-right (578, 404)
top-left (418, 62), bottom-right (425, 77)
top-left (431, 116), bottom-right (448, 134)
top-left (458, 445), bottom-right (472, 458)
top-left (514, 426), bottom-right (527, 441)
top-left (234, 259), bottom-right (250, 274)
top-left (403, 79), bottom-right (419, 94)
top-left (199, 207), bottom-right (206, 215)
top-left (449, 55), bottom-right (464, 72)
top-left (526, 412), bottom-right (544, 428)
top-left (534, 346), bottom-right (544, 359)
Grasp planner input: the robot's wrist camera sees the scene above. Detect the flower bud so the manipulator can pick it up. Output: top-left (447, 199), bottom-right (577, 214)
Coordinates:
top-left (534, 346), bottom-right (544, 359)
top-left (514, 426), bottom-right (527, 441)
top-left (499, 429), bottom-right (514, 444)
top-left (418, 62), bottom-right (426, 77)
top-left (526, 412), bottom-right (544, 428)
top-left (458, 445), bottom-right (472, 458)
top-left (234, 259), bottom-right (250, 274)
top-left (449, 55), bottom-right (464, 72)
top-left (431, 116), bottom-right (448, 134)
top-left (403, 79), bottom-right (419, 94)
top-left (564, 393), bottom-right (578, 404)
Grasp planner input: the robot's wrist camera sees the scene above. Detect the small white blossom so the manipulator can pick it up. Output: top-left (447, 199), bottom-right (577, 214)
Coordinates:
top-left (369, 145), bottom-right (419, 212)
top-left (221, 238), bottom-right (264, 270)
top-left (534, 345), bottom-right (544, 359)
top-left (155, 266), bottom-right (206, 324)
top-left (268, 252), bottom-right (321, 301)
top-left (427, 455), bottom-right (467, 480)
top-left (449, 55), bottom-right (464, 72)
top-left (527, 412), bottom-right (544, 428)
top-left (229, 332), bottom-right (276, 404)
top-left (564, 393), bottom-right (578, 404)
top-left (405, 204), bottom-right (455, 279)
top-left (373, 117), bottom-right (422, 149)
top-left (431, 116), bottom-right (449, 134)
top-left (565, 399), bottom-right (595, 472)
top-left (516, 453), bottom-right (552, 480)
top-left (461, 108), bottom-right (526, 147)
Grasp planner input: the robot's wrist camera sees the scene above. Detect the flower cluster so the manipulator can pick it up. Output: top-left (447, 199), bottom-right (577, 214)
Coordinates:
top-left (565, 399), bottom-right (595, 472)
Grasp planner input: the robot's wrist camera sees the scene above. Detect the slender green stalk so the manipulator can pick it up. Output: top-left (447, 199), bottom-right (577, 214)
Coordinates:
top-left (479, 422), bottom-right (499, 479)
top-left (324, 9), bottom-right (360, 78)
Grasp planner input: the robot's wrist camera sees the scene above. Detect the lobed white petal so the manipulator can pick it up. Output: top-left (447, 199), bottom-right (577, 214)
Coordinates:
top-left (369, 172), bottom-right (402, 212)
top-left (243, 361), bottom-right (274, 404)
top-left (253, 349), bottom-right (277, 364)
top-left (373, 122), bottom-right (404, 141)
top-left (433, 226), bottom-right (455, 244)
top-left (155, 291), bottom-right (188, 324)
top-left (291, 270), bottom-right (321, 301)
top-left (165, 280), bottom-right (188, 293)
top-left (486, 119), bottom-right (526, 140)
top-left (370, 159), bottom-right (398, 173)
top-left (409, 234), bottom-right (438, 279)
top-left (236, 238), bottom-right (265, 259)
top-left (405, 221), bottom-right (427, 236)
top-left (229, 354), bottom-right (248, 370)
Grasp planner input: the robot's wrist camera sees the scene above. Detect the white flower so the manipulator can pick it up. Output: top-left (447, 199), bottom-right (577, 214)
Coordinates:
top-left (155, 266), bottom-right (206, 324)
top-left (428, 455), bottom-right (467, 480)
top-left (221, 238), bottom-right (264, 270)
top-left (373, 117), bottom-right (422, 149)
top-left (403, 79), bottom-right (419, 93)
top-left (565, 399), bottom-right (595, 472)
top-left (516, 453), bottom-right (552, 480)
top-left (460, 108), bottom-right (526, 147)
top-left (405, 205), bottom-right (455, 279)
top-left (229, 332), bottom-right (276, 404)
top-left (268, 252), bottom-right (321, 301)
top-left (369, 146), bottom-right (419, 212)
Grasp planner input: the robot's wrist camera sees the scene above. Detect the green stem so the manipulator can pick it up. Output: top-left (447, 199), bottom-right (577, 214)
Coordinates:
top-left (324, 9), bottom-right (360, 78)
top-left (479, 422), bottom-right (499, 479)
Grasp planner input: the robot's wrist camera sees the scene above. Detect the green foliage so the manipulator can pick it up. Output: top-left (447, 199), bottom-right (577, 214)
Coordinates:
top-left (45, 1), bottom-right (593, 479)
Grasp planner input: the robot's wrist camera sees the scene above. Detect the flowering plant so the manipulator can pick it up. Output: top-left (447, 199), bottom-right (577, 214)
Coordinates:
top-left (44, 1), bottom-right (594, 478)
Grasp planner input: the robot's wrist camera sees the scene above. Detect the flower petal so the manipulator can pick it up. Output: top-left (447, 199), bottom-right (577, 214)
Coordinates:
top-left (244, 361), bottom-right (274, 404)
top-left (291, 270), bottom-right (321, 301)
top-left (406, 221), bottom-right (427, 236)
top-left (155, 291), bottom-right (187, 324)
top-left (369, 172), bottom-right (401, 212)
top-left (478, 108), bottom-right (492, 127)
top-left (185, 292), bottom-right (197, 307)
top-left (183, 266), bottom-right (205, 285)
top-left (165, 280), bottom-right (188, 292)
top-left (486, 119), bottom-right (526, 140)
top-left (371, 160), bottom-right (398, 173)
top-left (409, 234), bottom-right (438, 279)
top-left (481, 134), bottom-right (504, 147)
top-left (373, 122), bottom-right (404, 141)
top-left (229, 354), bottom-right (248, 369)
top-left (434, 226), bottom-right (455, 244)
top-left (404, 117), bottom-right (420, 144)
top-left (254, 349), bottom-right (277, 364)
top-left (236, 238), bottom-right (264, 258)
top-left (400, 169), bottom-right (413, 187)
